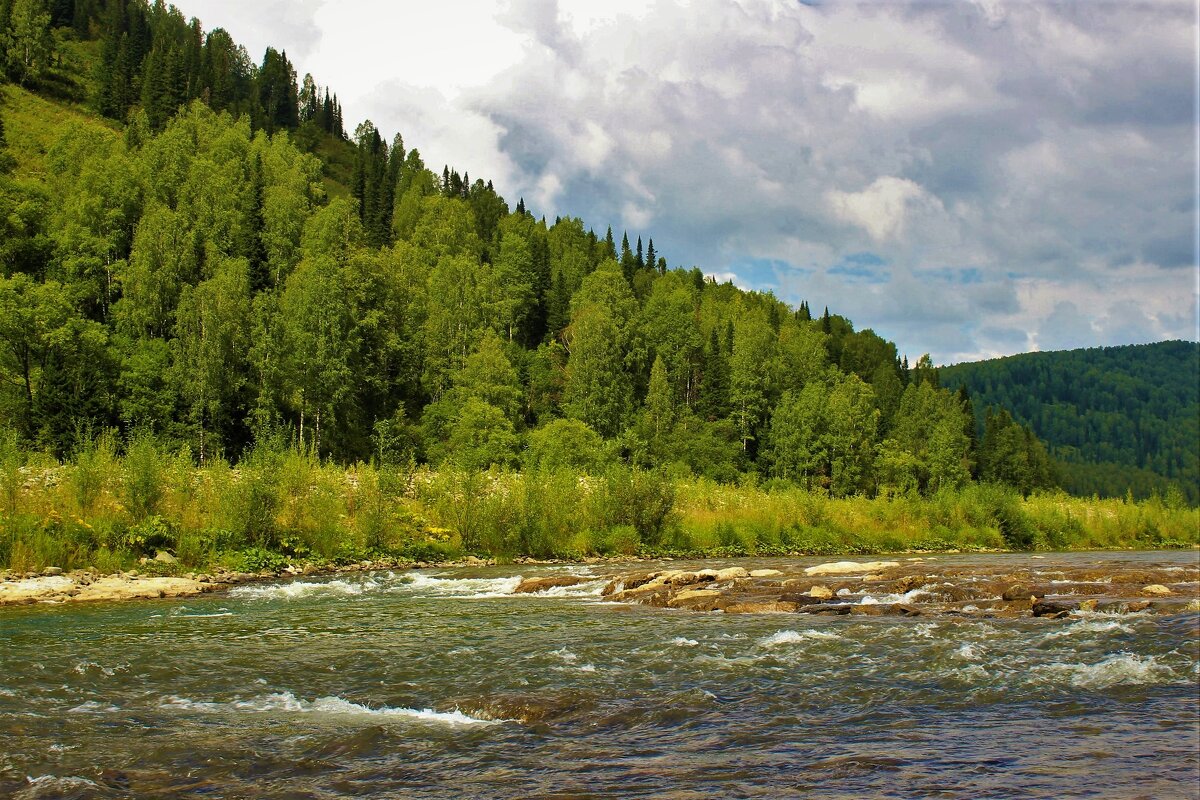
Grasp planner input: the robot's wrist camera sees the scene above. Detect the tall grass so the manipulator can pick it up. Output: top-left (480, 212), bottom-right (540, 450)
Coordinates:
top-left (0, 427), bottom-right (1195, 573)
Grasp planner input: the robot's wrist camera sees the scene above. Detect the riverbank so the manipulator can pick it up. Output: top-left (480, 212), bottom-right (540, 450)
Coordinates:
top-left (4, 548), bottom-right (1197, 615)
top-left (2, 455), bottom-right (1197, 581)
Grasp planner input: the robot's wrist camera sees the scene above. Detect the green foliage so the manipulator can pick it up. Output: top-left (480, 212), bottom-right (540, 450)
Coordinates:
top-left (525, 418), bottom-right (607, 473)
top-left (121, 429), bottom-right (163, 522)
top-left (942, 341), bottom-right (1199, 503)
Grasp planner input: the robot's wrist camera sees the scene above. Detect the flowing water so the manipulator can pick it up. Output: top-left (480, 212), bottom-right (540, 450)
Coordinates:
top-left (1, 552), bottom-right (1198, 798)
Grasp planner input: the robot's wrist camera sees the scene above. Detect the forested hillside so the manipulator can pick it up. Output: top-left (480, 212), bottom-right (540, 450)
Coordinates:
top-left (941, 342), bottom-right (1199, 503)
top-left (1, 0), bottom-right (1055, 500)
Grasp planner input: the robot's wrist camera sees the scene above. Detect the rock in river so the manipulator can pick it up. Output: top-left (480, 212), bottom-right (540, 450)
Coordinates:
top-left (513, 576), bottom-right (593, 594)
top-left (804, 560), bottom-right (900, 577)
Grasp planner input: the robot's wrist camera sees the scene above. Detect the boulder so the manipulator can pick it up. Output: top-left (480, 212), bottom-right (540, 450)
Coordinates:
top-left (804, 560), bottom-right (900, 577)
top-left (1032, 599), bottom-right (1078, 619)
top-left (1001, 584), bottom-right (1030, 602)
top-left (667, 589), bottom-right (721, 610)
top-left (807, 585), bottom-right (833, 600)
top-left (892, 575), bottom-right (931, 593)
top-left (723, 601), bottom-right (798, 614)
top-left (665, 571), bottom-right (708, 587)
top-left (42, 566), bottom-right (63, 576)
top-left (777, 593), bottom-right (826, 607)
top-left (671, 588), bottom-right (721, 603)
top-left (713, 567), bottom-right (749, 582)
top-left (1141, 584), bottom-right (1172, 596)
top-left (749, 569), bottom-right (783, 578)
top-left (154, 551), bottom-right (178, 565)
top-left (513, 576), bottom-right (592, 594)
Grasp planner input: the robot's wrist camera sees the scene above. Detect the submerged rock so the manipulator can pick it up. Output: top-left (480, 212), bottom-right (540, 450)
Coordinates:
top-left (804, 560), bottom-right (900, 577)
top-left (1032, 599), bottom-right (1078, 619)
top-left (723, 601), bottom-right (798, 614)
top-left (513, 576), bottom-right (593, 594)
top-left (713, 567), bottom-right (749, 582)
top-left (1001, 584), bottom-right (1031, 602)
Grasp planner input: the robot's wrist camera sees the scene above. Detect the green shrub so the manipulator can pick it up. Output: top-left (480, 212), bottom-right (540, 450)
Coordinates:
top-left (239, 547), bottom-right (286, 573)
top-left (122, 515), bottom-right (174, 554)
top-left (122, 431), bottom-right (164, 522)
top-left (69, 428), bottom-right (118, 514)
top-left (600, 467), bottom-right (676, 547)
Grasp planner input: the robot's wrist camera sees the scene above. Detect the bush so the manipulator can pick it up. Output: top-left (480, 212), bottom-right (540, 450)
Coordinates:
top-left (122, 515), bottom-right (174, 555)
top-left (600, 467), bottom-right (676, 547)
top-left (69, 428), bottom-right (118, 515)
top-left (239, 547), bottom-right (286, 573)
top-left (122, 431), bottom-right (164, 522)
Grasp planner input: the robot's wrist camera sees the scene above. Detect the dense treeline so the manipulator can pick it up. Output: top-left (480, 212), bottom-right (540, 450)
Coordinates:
top-left (0, 0), bottom-right (346, 137)
top-left (941, 342), bottom-right (1199, 503)
top-left (0, 0), bottom-right (1057, 503)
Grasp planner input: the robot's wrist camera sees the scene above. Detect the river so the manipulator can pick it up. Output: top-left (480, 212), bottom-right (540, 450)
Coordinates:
top-left (2, 551), bottom-right (1197, 798)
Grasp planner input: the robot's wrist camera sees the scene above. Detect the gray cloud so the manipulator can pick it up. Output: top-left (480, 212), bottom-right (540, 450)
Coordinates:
top-left (468, 0), bottom-right (1198, 362)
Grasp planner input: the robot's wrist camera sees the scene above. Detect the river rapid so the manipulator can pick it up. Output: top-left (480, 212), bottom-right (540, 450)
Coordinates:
top-left (1, 551), bottom-right (1197, 799)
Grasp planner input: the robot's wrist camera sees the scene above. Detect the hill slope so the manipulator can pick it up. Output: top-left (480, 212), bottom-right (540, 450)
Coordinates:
top-left (941, 341), bottom-right (1200, 502)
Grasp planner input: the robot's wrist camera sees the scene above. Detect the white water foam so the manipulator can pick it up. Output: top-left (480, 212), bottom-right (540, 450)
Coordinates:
top-left (954, 643), bottom-right (980, 661)
top-left (549, 647), bottom-right (578, 663)
top-left (67, 701), bottom-right (120, 714)
top-left (162, 691), bottom-right (504, 725)
top-left (859, 588), bottom-right (931, 605)
top-left (396, 573), bottom-right (525, 599)
top-left (72, 661), bottom-right (128, 677)
top-left (18, 776), bottom-right (100, 798)
top-left (1042, 618), bottom-right (1135, 639)
top-left (1046, 653), bottom-right (1174, 690)
top-left (230, 579), bottom-right (368, 600)
top-left (671, 637), bottom-right (699, 647)
top-left (758, 629), bottom-right (840, 647)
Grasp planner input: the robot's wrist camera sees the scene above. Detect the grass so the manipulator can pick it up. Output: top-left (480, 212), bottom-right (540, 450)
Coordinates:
top-left (0, 434), bottom-right (1196, 576)
top-left (1, 83), bottom-right (119, 184)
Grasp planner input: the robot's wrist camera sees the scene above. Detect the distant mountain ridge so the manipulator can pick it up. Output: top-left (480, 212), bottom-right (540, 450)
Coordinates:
top-left (940, 341), bottom-right (1200, 503)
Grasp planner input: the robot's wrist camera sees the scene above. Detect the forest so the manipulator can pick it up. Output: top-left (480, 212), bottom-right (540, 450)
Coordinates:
top-left (941, 341), bottom-right (1199, 504)
top-left (0, 0), bottom-right (1191, 574)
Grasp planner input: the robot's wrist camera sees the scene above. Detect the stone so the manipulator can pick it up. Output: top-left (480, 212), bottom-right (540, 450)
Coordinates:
top-left (1142, 584), bottom-right (1172, 596)
top-left (665, 571), bottom-right (702, 586)
top-left (713, 567), bottom-right (749, 582)
top-left (512, 576), bottom-right (592, 594)
top-left (777, 593), bottom-right (826, 607)
top-left (42, 566), bottom-right (63, 576)
top-left (1001, 584), bottom-right (1030, 602)
top-left (723, 601), bottom-right (798, 614)
top-left (807, 585), bottom-right (833, 600)
top-left (672, 588), bottom-right (721, 603)
top-left (1032, 599), bottom-right (1078, 618)
top-left (154, 551), bottom-right (178, 565)
top-left (749, 569), bottom-right (783, 578)
top-left (803, 560), bottom-right (900, 577)
top-left (893, 575), bottom-right (930, 592)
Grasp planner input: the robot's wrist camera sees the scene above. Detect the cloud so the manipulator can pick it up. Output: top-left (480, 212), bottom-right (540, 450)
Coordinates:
top-left (826, 177), bottom-right (940, 242)
top-left (179, 0), bottom-right (1198, 363)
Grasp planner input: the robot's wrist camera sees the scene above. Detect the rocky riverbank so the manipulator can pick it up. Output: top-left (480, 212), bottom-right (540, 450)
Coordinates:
top-left (0, 553), bottom-right (634, 607)
top-left (510, 557), bottom-right (1200, 619)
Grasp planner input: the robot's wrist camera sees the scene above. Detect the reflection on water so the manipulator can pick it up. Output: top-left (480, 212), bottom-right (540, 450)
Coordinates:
top-left (1, 551), bottom-right (1197, 798)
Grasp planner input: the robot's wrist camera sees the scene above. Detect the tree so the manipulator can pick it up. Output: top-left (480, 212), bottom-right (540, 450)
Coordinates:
top-left (4, 0), bottom-right (54, 86)
top-left (171, 256), bottom-right (251, 461)
top-left (729, 311), bottom-right (775, 454)
top-left (563, 260), bottom-right (636, 437)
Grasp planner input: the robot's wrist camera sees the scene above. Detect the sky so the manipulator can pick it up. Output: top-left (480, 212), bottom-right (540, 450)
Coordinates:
top-left (182, 0), bottom-right (1198, 365)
